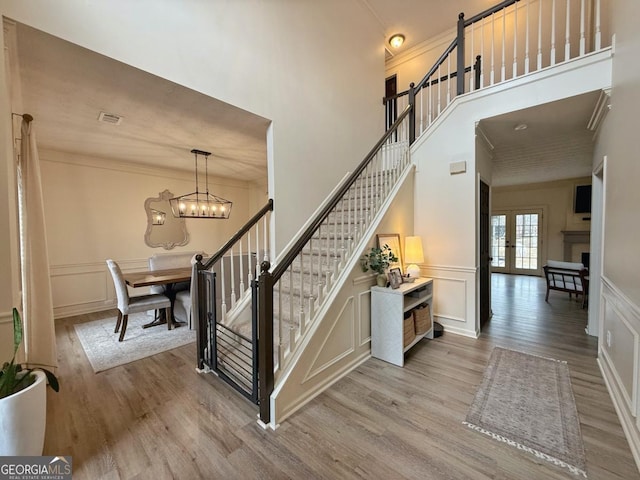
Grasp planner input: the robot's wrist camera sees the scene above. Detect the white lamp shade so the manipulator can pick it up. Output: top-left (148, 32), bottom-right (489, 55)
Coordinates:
top-left (404, 236), bottom-right (424, 264)
top-left (405, 236), bottom-right (424, 278)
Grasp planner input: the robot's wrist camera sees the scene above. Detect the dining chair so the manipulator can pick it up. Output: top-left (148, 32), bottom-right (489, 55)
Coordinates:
top-left (174, 254), bottom-right (208, 329)
top-left (106, 259), bottom-right (172, 341)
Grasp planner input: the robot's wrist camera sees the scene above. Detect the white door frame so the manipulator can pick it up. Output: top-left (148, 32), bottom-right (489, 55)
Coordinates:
top-left (491, 207), bottom-right (544, 276)
top-left (588, 156), bottom-right (606, 337)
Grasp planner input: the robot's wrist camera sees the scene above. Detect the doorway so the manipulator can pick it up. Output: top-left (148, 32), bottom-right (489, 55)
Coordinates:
top-left (479, 180), bottom-right (491, 327)
top-left (491, 208), bottom-right (543, 276)
top-left (385, 75), bottom-right (397, 131)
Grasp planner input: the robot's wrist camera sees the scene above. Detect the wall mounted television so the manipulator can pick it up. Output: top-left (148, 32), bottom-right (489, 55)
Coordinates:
top-left (574, 185), bottom-right (592, 214)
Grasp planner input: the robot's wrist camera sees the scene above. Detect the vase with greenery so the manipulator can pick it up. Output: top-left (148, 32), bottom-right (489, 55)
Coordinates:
top-left (361, 244), bottom-right (398, 287)
top-left (0, 308), bottom-right (59, 456)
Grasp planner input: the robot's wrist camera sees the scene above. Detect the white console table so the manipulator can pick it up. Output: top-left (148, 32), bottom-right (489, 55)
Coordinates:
top-left (371, 277), bottom-right (434, 366)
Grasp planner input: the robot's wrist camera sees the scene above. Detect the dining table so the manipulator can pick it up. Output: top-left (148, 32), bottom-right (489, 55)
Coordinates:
top-left (122, 267), bottom-right (192, 329)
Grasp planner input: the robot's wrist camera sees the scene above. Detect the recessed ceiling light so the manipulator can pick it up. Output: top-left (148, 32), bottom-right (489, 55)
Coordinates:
top-left (389, 34), bottom-right (405, 49)
top-left (514, 123), bottom-right (528, 131)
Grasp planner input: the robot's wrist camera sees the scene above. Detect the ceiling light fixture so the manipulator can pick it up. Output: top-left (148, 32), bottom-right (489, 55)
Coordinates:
top-left (169, 149), bottom-right (232, 219)
top-left (389, 34), bottom-right (405, 49)
top-left (514, 123), bottom-right (528, 131)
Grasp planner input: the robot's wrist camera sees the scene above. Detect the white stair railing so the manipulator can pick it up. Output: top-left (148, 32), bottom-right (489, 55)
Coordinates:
top-left (387, 0), bottom-right (607, 142)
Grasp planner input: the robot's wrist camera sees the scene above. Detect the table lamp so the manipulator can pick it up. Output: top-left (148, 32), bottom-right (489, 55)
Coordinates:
top-left (404, 236), bottom-right (424, 279)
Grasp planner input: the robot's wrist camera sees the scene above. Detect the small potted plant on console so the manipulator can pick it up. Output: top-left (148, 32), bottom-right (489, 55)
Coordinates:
top-left (361, 244), bottom-right (398, 287)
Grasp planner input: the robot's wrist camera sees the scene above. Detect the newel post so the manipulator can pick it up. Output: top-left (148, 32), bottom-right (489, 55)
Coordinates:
top-left (408, 82), bottom-right (416, 145)
top-left (194, 254), bottom-right (206, 370)
top-left (258, 260), bottom-right (274, 425)
top-left (457, 12), bottom-right (466, 95)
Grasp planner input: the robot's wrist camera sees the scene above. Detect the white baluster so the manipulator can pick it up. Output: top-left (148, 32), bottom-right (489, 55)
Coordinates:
top-left (239, 236), bottom-right (245, 295)
top-left (595, 0), bottom-right (601, 50)
top-left (229, 247), bottom-right (236, 309)
top-left (247, 230), bottom-right (253, 283)
top-left (446, 51), bottom-right (451, 105)
top-left (513, 2), bottom-right (518, 78)
top-left (263, 212), bottom-right (268, 262)
top-left (437, 63), bottom-right (442, 115)
top-left (537, 0), bottom-right (543, 70)
top-left (480, 16), bottom-right (485, 87)
top-left (565, 0), bottom-right (571, 61)
top-left (525, 0), bottom-right (530, 74)
top-left (491, 12), bottom-right (495, 85)
top-left (501, 7), bottom-right (506, 81)
top-left (419, 89), bottom-right (424, 135)
top-left (276, 281), bottom-right (283, 360)
top-left (299, 257), bottom-right (305, 333)
top-left (551, 0), bottom-right (557, 66)
top-left (470, 21), bottom-right (475, 91)
top-left (220, 258), bottom-right (227, 322)
top-left (256, 217), bottom-right (262, 266)
top-left (428, 81), bottom-right (433, 124)
top-left (579, 0), bottom-right (586, 55)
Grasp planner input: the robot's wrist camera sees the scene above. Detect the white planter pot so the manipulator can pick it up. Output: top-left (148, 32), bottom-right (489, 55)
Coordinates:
top-left (0, 370), bottom-right (47, 456)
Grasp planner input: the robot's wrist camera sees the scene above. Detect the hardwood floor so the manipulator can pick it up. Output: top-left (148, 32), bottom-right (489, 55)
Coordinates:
top-left (47, 274), bottom-right (639, 479)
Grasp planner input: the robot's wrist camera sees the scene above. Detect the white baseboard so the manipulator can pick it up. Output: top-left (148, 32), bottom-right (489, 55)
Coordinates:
top-left (435, 319), bottom-right (479, 339)
top-left (598, 355), bottom-right (640, 473)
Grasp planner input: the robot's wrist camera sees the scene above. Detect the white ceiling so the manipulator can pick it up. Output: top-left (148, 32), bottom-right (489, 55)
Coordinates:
top-left (478, 91), bottom-right (602, 186)
top-left (362, 0), bottom-right (499, 56)
top-left (14, 23), bottom-right (271, 182)
top-left (11, 2), bottom-right (601, 187)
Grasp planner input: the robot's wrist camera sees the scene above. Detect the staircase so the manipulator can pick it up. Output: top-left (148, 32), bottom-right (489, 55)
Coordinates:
top-left (194, 0), bottom-right (610, 429)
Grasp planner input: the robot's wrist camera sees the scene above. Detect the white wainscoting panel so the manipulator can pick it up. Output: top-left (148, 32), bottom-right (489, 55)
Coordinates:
top-left (303, 297), bottom-right (355, 381)
top-left (272, 270), bottom-right (375, 424)
top-left (421, 265), bottom-right (477, 338)
top-left (359, 290), bottom-right (372, 346)
top-left (50, 259), bottom-right (149, 318)
top-left (599, 277), bottom-right (640, 471)
top-left (602, 294), bottom-right (638, 414)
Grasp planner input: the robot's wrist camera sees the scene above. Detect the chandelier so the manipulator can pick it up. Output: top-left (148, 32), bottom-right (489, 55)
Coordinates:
top-left (169, 149), bottom-right (232, 219)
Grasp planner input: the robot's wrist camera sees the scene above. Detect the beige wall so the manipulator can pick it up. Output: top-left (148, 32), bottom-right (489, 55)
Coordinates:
top-left (593, 0), bottom-right (640, 469)
top-left (39, 149), bottom-right (261, 317)
top-left (0, 1), bottom-right (384, 358)
top-left (492, 177), bottom-right (592, 265)
top-left (0, 0), bottom-right (384, 254)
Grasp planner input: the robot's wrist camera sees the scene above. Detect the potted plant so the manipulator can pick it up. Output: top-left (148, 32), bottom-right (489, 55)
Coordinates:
top-left (0, 308), bottom-right (59, 456)
top-left (361, 244), bottom-right (398, 287)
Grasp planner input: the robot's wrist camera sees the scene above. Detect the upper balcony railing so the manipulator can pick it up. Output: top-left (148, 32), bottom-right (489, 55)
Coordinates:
top-left (386, 0), bottom-right (607, 143)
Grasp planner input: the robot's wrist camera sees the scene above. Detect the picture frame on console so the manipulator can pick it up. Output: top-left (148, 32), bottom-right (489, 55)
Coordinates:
top-left (376, 233), bottom-right (403, 272)
top-left (388, 267), bottom-right (403, 289)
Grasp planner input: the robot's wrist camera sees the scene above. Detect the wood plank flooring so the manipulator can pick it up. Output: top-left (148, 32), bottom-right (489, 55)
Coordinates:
top-left (47, 274), bottom-right (639, 479)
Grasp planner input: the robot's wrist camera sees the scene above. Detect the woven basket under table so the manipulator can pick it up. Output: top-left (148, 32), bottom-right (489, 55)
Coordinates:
top-left (413, 303), bottom-right (432, 335)
top-left (403, 312), bottom-right (416, 347)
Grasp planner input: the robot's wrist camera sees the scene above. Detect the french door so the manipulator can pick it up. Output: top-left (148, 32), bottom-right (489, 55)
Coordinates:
top-left (491, 208), bottom-right (542, 275)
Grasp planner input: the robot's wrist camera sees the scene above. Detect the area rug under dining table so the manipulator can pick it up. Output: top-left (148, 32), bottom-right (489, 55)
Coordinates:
top-left (74, 312), bottom-right (196, 373)
top-left (464, 347), bottom-right (587, 477)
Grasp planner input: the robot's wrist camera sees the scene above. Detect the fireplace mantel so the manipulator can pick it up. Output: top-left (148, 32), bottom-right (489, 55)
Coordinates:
top-left (561, 230), bottom-right (590, 261)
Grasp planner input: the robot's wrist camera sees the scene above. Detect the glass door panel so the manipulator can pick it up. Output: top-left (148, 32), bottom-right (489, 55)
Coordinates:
top-left (491, 214), bottom-right (508, 273)
top-left (491, 209), bottom-right (542, 275)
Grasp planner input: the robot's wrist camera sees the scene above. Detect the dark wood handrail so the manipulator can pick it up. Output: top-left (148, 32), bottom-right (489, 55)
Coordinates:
top-left (203, 198), bottom-right (274, 269)
top-left (464, 0), bottom-right (519, 26)
top-left (271, 105), bottom-right (412, 282)
top-left (414, 38), bottom-right (458, 92)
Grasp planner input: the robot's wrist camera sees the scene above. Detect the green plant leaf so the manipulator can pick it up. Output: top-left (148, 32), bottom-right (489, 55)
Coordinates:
top-left (12, 308), bottom-right (22, 359)
top-left (1, 308), bottom-right (60, 398)
top-left (40, 368), bottom-right (60, 392)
